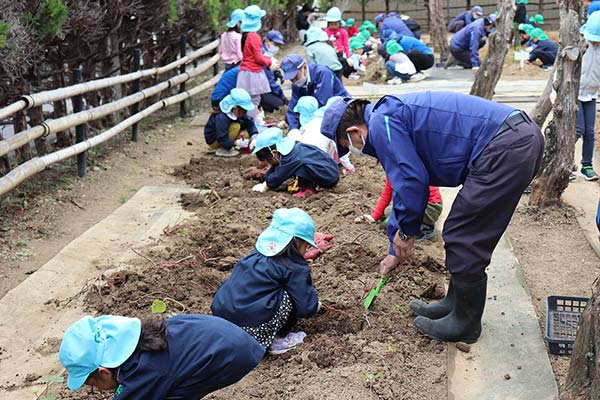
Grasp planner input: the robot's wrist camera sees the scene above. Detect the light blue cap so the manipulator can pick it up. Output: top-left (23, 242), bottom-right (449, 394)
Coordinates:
top-left (219, 88), bottom-right (254, 113)
top-left (256, 208), bottom-right (317, 256)
top-left (314, 96), bottom-right (343, 118)
top-left (242, 5), bottom-right (266, 32)
top-left (59, 315), bottom-right (141, 390)
top-left (583, 10), bottom-right (600, 41)
top-left (227, 9), bottom-right (244, 28)
top-left (326, 7), bottom-right (342, 22)
top-left (252, 127), bottom-right (295, 156)
top-left (305, 27), bottom-right (329, 45)
top-left (293, 96), bottom-right (319, 126)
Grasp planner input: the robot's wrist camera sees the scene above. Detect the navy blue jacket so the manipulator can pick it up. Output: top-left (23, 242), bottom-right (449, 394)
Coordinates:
top-left (204, 112), bottom-right (258, 149)
top-left (287, 64), bottom-right (350, 129)
top-left (450, 18), bottom-right (487, 67)
top-left (451, 10), bottom-right (475, 27)
top-left (361, 92), bottom-right (514, 252)
top-left (529, 39), bottom-right (559, 63)
top-left (113, 314), bottom-right (265, 400)
top-left (210, 66), bottom-right (239, 104)
top-left (264, 142), bottom-right (339, 189)
top-left (211, 249), bottom-right (319, 327)
top-left (381, 16), bottom-right (415, 43)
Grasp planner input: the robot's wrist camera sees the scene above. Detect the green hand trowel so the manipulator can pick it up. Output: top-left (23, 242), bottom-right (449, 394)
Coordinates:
top-left (363, 273), bottom-right (392, 309)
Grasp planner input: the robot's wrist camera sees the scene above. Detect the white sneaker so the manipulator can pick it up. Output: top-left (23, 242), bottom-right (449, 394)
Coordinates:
top-left (215, 148), bottom-right (239, 157)
top-left (349, 72), bottom-right (360, 80)
top-left (387, 77), bottom-right (403, 85)
top-left (409, 72), bottom-right (426, 82)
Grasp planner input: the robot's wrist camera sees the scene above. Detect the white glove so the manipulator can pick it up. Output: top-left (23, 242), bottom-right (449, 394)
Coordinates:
top-left (249, 135), bottom-right (257, 151)
top-left (472, 66), bottom-right (480, 71)
top-left (252, 182), bottom-right (268, 193)
top-left (317, 300), bottom-right (322, 312)
top-left (346, 57), bottom-right (354, 67)
top-left (354, 214), bottom-right (375, 223)
top-left (269, 57), bottom-right (280, 71)
top-left (235, 138), bottom-right (250, 149)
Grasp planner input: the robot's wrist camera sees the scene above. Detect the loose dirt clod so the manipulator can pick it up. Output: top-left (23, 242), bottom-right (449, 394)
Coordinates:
top-left (455, 342), bottom-right (471, 353)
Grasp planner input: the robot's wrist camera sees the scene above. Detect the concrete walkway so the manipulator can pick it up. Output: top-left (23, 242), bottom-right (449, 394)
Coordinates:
top-left (0, 186), bottom-right (197, 399)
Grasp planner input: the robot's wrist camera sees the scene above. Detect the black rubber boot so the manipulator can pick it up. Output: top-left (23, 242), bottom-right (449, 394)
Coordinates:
top-left (413, 274), bottom-right (487, 344)
top-left (409, 278), bottom-right (454, 319)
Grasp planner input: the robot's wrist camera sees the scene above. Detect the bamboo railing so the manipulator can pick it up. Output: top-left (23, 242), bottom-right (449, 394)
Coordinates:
top-left (0, 38), bottom-right (221, 196)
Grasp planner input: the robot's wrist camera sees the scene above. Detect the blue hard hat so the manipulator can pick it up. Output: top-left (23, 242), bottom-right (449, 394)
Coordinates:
top-left (589, 2), bottom-right (600, 16)
top-left (266, 30), bottom-right (285, 45)
top-left (252, 127), bottom-right (295, 156)
top-left (293, 96), bottom-right (319, 126)
top-left (472, 6), bottom-right (484, 16)
top-left (583, 10), bottom-right (600, 41)
top-left (326, 7), bottom-right (342, 22)
top-left (242, 5), bottom-right (266, 32)
top-left (220, 88), bottom-right (254, 113)
top-left (256, 208), bottom-right (317, 256)
top-left (374, 13), bottom-right (386, 24)
top-left (226, 9), bottom-right (244, 28)
top-left (59, 315), bottom-right (141, 390)
top-left (305, 27), bottom-right (329, 45)
top-left (281, 54), bottom-right (306, 81)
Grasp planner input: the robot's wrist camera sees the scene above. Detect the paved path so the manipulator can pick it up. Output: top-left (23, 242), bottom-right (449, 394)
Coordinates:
top-left (437, 187), bottom-right (559, 400)
top-left (0, 186), bottom-right (197, 400)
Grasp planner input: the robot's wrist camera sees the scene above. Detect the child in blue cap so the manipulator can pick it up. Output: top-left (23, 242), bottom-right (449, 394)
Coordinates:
top-left (219, 9), bottom-right (244, 70)
top-left (250, 127), bottom-right (339, 197)
top-left (204, 88), bottom-right (258, 157)
top-left (211, 207), bottom-right (320, 354)
top-left (288, 96), bottom-right (356, 174)
top-left (59, 314), bottom-right (264, 398)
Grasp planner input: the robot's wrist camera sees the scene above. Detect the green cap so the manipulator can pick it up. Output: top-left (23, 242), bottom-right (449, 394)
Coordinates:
top-left (386, 39), bottom-right (403, 55)
top-left (358, 29), bottom-right (371, 39)
top-left (349, 36), bottom-right (366, 51)
top-left (517, 0), bottom-right (528, 4)
top-left (519, 23), bottom-right (534, 33)
top-left (530, 14), bottom-right (544, 24)
top-left (530, 27), bottom-right (547, 40)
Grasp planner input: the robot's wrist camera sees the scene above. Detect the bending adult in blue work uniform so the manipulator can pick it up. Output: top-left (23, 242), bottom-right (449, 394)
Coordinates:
top-left (447, 6), bottom-right (484, 33)
top-left (321, 92), bottom-right (544, 344)
top-left (447, 15), bottom-right (496, 70)
top-left (59, 314), bottom-right (264, 399)
top-left (280, 54), bottom-right (350, 130)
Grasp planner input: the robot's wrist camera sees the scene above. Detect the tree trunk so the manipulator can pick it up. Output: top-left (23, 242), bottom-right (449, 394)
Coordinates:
top-left (13, 110), bottom-right (32, 164)
top-left (428, 0), bottom-right (450, 61)
top-left (385, 0), bottom-right (390, 14)
top-left (470, 0), bottom-right (515, 99)
top-left (538, 0), bottom-right (545, 14)
top-left (28, 106), bottom-right (47, 156)
top-left (530, 76), bottom-right (554, 128)
top-left (530, 0), bottom-right (584, 206)
top-left (561, 280), bottom-right (600, 400)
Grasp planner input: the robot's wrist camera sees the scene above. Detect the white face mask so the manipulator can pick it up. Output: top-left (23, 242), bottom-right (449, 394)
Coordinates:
top-left (295, 69), bottom-right (308, 87)
top-left (347, 132), bottom-right (366, 156)
top-left (227, 111), bottom-right (238, 120)
top-left (265, 43), bottom-right (279, 56)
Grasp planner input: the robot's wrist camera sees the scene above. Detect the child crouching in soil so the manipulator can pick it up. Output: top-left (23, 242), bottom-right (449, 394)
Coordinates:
top-left (211, 207), bottom-right (321, 354)
top-left (250, 127), bottom-right (339, 197)
top-left (59, 314), bottom-right (264, 398)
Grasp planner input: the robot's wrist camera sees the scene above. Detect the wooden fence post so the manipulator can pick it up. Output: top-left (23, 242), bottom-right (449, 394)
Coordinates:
top-left (179, 34), bottom-right (187, 118)
top-left (72, 67), bottom-right (87, 178)
top-left (131, 48), bottom-right (141, 142)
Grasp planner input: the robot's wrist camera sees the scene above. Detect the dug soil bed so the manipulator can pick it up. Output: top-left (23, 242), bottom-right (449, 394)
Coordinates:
top-left (61, 151), bottom-right (449, 399)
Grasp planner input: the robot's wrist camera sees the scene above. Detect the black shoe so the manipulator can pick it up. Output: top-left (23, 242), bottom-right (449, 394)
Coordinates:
top-left (409, 277), bottom-right (454, 319)
top-left (413, 274), bottom-right (487, 344)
